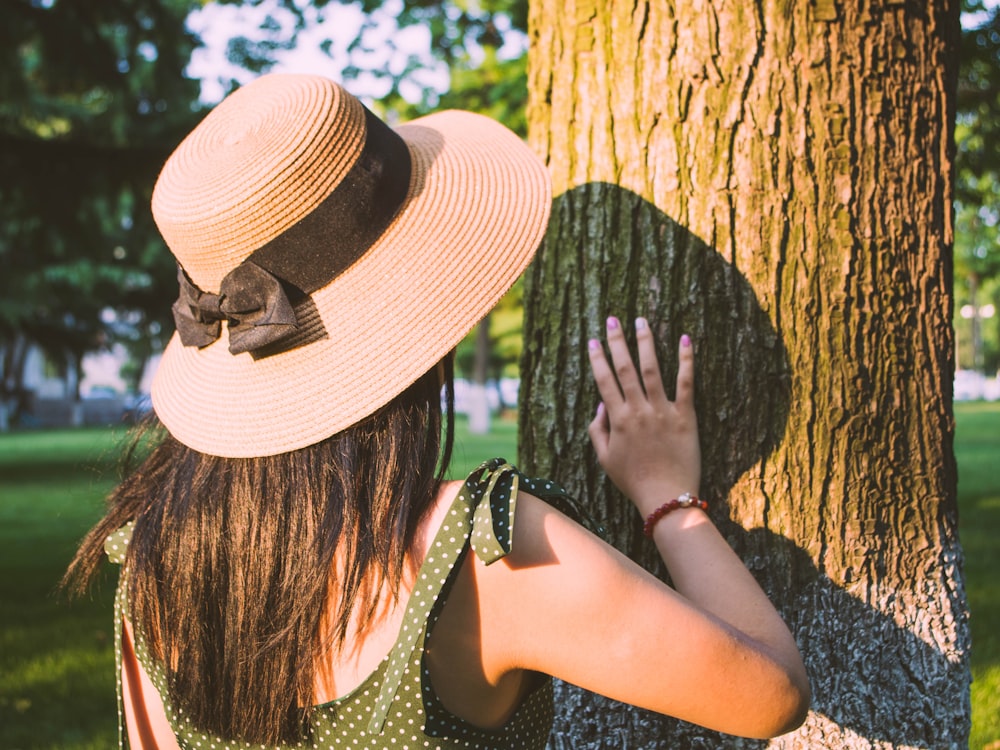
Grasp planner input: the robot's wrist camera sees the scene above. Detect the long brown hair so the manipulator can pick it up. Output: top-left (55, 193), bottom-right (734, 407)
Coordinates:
top-left (64, 356), bottom-right (455, 745)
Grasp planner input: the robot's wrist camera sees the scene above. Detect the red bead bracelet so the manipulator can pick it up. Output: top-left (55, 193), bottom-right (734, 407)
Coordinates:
top-left (643, 493), bottom-right (708, 537)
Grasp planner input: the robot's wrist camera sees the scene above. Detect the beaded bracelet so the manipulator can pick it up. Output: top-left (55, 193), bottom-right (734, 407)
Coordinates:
top-left (643, 493), bottom-right (708, 537)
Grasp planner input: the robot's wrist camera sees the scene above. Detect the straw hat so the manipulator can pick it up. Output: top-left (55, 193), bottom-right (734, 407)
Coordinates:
top-left (149, 74), bottom-right (551, 457)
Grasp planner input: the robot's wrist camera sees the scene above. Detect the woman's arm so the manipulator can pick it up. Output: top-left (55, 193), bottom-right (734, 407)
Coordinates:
top-left (469, 317), bottom-right (809, 739)
top-left (587, 317), bottom-right (808, 698)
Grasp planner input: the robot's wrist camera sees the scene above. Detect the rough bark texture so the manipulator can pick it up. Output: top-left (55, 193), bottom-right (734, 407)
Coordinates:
top-left (520, 0), bottom-right (969, 747)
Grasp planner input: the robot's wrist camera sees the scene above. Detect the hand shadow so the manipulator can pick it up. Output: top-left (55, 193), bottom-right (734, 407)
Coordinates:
top-left (521, 183), bottom-right (968, 748)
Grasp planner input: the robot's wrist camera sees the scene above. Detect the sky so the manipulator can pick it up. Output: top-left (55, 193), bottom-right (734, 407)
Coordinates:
top-left (186, 0), bottom-right (994, 105)
top-left (186, 0), bottom-right (449, 104)
top-left (185, 0), bottom-right (529, 105)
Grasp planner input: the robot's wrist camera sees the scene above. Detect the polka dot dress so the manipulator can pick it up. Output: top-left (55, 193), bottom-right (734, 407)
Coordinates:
top-left (106, 459), bottom-right (601, 749)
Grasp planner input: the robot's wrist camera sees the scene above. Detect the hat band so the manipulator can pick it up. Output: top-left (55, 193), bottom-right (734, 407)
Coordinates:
top-left (171, 105), bottom-right (412, 355)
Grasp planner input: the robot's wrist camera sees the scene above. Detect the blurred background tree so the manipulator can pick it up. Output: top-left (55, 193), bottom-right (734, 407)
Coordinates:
top-left (0, 0), bottom-right (202, 422)
top-left (956, 1), bottom-right (1000, 373)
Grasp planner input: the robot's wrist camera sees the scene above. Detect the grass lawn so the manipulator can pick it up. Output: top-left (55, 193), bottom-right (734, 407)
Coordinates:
top-left (956, 401), bottom-right (1000, 749)
top-left (0, 426), bottom-right (123, 749)
top-left (0, 407), bottom-right (996, 748)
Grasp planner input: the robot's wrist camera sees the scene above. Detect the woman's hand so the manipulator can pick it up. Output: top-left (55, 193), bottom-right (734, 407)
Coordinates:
top-left (587, 317), bottom-right (701, 516)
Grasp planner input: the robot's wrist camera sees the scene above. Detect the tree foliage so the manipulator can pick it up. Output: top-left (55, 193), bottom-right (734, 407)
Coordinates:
top-left (0, 0), bottom-right (531, 415)
top-left (203, 0), bottom-right (528, 116)
top-left (956, 1), bottom-right (1000, 372)
top-left (0, 0), bottom-right (203, 405)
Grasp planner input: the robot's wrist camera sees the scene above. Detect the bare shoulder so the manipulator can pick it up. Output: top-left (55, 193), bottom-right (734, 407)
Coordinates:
top-left (504, 488), bottom-right (638, 582)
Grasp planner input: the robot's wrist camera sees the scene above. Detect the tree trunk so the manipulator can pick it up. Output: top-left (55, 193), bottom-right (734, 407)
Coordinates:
top-left (521, 1), bottom-right (969, 748)
top-left (0, 335), bottom-right (27, 430)
top-left (469, 316), bottom-right (493, 434)
top-left (966, 272), bottom-right (983, 372)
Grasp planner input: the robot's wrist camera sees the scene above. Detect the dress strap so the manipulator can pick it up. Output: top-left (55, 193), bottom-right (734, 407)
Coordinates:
top-left (105, 522), bottom-right (134, 564)
top-left (367, 458), bottom-right (597, 733)
top-left (105, 522), bottom-right (135, 749)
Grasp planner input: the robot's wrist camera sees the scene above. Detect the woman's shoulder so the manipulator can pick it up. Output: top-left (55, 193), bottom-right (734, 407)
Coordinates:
top-left (412, 458), bottom-right (610, 594)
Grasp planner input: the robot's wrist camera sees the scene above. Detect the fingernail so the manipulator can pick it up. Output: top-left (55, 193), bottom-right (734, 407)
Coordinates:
top-left (596, 402), bottom-right (604, 417)
top-left (681, 334), bottom-right (691, 347)
top-left (588, 338), bottom-right (600, 351)
top-left (607, 316), bottom-right (619, 330)
top-left (635, 317), bottom-right (647, 330)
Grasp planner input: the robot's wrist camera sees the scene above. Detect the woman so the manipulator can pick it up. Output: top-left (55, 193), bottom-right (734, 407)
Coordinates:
top-left (65, 74), bottom-right (809, 749)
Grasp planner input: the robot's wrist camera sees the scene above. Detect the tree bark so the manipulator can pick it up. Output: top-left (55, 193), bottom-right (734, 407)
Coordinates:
top-left (521, 0), bottom-right (969, 747)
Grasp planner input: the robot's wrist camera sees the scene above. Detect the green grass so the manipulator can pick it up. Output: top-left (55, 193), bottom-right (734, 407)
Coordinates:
top-left (0, 408), bottom-right (996, 748)
top-left (956, 402), bottom-right (1000, 749)
top-left (447, 414), bottom-right (519, 479)
top-left (0, 427), bottom-right (123, 749)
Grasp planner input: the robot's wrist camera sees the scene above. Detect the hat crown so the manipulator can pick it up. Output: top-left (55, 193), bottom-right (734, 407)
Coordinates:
top-left (152, 75), bottom-right (366, 292)
top-left (151, 74), bottom-right (552, 457)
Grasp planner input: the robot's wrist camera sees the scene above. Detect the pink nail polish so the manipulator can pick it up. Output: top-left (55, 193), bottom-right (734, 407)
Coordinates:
top-left (681, 334), bottom-right (691, 347)
top-left (635, 317), bottom-right (647, 330)
top-left (588, 338), bottom-right (600, 351)
top-left (607, 316), bottom-right (619, 330)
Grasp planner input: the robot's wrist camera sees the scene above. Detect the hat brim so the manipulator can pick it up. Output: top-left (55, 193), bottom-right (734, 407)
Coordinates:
top-left (151, 110), bottom-right (551, 457)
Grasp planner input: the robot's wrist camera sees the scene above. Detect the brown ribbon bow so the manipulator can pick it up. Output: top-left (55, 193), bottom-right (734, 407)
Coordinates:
top-left (171, 264), bottom-right (298, 355)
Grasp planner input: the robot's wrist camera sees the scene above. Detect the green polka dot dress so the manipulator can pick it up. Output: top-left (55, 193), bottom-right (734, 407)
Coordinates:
top-left (106, 458), bottom-right (601, 750)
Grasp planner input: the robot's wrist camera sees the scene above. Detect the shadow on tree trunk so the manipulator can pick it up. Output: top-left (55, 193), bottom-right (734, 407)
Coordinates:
top-left (523, 185), bottom-right (966, 748)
